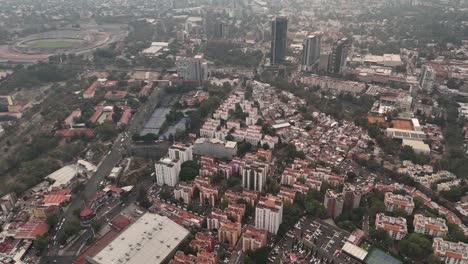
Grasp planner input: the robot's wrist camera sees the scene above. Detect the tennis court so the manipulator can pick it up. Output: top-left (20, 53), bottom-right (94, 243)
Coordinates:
top-left (365, 247), bottom-right (402, 264)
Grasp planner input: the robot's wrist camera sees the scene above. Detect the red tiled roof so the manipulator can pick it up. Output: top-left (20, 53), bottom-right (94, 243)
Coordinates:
top-left (119, 108), bottom-right (132, 124)
top-left (73, 230), bottom-right (120, 264)
top-left (110, 214), bottom-right (131, 231)
top-left (15, 220), bottom-right (49, 239)
top-left (43, 194), bottom-right (71, 205)
top-left (80, 207), bottom-right (94, 217)
top-left (89, 108), bottom-right (103, 123)
top-left (84, 81), bottom-right (99, 95)
top-left (55, 128), bottom-right (95, 137)
top-left (138, 82), bottom-right (153, 97)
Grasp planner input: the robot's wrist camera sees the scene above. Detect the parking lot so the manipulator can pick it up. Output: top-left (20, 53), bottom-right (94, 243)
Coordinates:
top-left (269, 217), bottom-right (362, 264)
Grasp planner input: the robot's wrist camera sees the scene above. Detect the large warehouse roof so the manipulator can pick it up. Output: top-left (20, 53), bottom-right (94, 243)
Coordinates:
top-left (89, 213), bottom-right (189, 264)
top-left (46, 165), bottom-right (78, 189)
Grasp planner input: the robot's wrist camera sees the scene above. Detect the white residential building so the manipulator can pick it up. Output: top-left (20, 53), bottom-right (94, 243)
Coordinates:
top-left (413, 214), bottom-right (448, 237)
top-left (242, 161), bottom-right (269, 192)
top-left (255, 195), bottom-right (283, 234)
top-left (384, 192), bottom-right (415, 215)
top-left (375, 213), bottom-right (408, 240)
top-left (168, 143), bottom-right (193, 163)
top-left (155, 158), bottom-right (181, 187)
top-left (433, 238), bottom-right (468, 264)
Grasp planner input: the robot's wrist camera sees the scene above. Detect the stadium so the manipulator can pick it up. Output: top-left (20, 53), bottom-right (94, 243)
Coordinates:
top-left (0, 25), bottom-right (127, 62)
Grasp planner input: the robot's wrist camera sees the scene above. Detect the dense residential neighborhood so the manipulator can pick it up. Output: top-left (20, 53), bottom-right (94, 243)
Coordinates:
top-left (0, 0), bottom-right (467, 264)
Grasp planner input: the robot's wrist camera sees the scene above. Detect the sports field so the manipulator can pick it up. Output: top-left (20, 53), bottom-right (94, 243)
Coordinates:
top-left (365, 248), bottom-right (402, 264)
top-left (29, 40), bottom-right (75, 48)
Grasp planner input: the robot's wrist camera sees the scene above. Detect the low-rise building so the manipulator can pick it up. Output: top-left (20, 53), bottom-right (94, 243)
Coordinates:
top-left (242, 226), bottom-right (268, 252)
top-left (218, 221), bottom-right (242, 247)
top-left (278, 187), bottom-right (296, 204)
top-left (174, 182), bottom-right (195, 204)
top-left (375, 213), bottom-right (408, 240)
top-left (193, 138), bottom-right (237, 160)
top-left (225, 202), bottom-right (246, 223)
top-left (413, 214), bottom-right (448, 237)
top-left (199, 184), bottom-right (219, 207)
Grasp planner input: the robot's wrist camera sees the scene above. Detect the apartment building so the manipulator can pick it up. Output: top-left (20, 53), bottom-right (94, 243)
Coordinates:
top-left (174, 182), bottom-right (195, 204)
top-left (168, 143), bottom-right (193, 163)
top-left (218, 221), bottom-right (242, 247)
top-left (384, 192), bottom-right (415, 215)
top-left (413, 214), bottom-right (448, 237)
top-left (242, 226), bottom-right (268, 252)
top-left (242, 160), bottom-right (269, 192)
top-left (155, 158), bottom-right (181, 187)
top-left (432, 238), bottom-right (468, 264)
top-left (324, 190), bottom-right (344, 219)
top-left (255, 195), bottom-right (283, 234)
top-left (375, 213), bottom-right (408, 240)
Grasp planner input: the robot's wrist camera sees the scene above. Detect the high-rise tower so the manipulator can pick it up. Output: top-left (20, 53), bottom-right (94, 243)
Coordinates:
top-left (270, 17), bottom-right (288, 65)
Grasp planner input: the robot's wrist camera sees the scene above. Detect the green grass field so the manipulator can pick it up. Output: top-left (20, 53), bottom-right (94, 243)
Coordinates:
top-left (30, 40), bottom-right (75, 48)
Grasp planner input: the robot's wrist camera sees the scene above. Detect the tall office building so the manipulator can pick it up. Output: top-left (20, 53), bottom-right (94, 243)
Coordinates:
top-left (213, 20), bottom-right (226, 39)
top-left (270, 17), bottom-right (288, 65)
top-left (301, 33), bottom-right (321, 71)
top-left (328, 38), bottom-right (350, 74)
top-left (420, 65), bottom-right (435, 93)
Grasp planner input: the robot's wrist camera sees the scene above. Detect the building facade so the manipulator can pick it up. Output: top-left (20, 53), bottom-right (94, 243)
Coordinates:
top-left (155, 158), bottom-right (181, 187)
top-left (324, 190), bottom-right (344, 219)
top-left (432, 238), bottom-right (468, 264)
top-left (255, 195), bottom-right (283, 234)
top-left (301, 34), bottom-right (321, 72)
top-left (413, 214), bottom-right (448, 237)
top-left (375, 213), bottom-right (408, 240)
top-left (384, 192), bottom-right (415, 215)
top-left (328, 38), bottom-right (350, 74)
top-left (168, 143), bottom-right (193, 163)
top-left (242, 226), bottom-right (268, 252)
top-left (420, 65), bottom-right (435, 93)
top-left (270, 17), bottom-right (288, 64)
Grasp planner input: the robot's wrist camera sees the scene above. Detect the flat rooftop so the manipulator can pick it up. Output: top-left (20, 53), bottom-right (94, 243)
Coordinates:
top-left (90, 213), bottom-right (189, 264)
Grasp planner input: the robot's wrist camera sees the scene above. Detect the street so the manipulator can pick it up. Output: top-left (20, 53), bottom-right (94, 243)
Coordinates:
top-left (41, 86), bottom-right (161, 264)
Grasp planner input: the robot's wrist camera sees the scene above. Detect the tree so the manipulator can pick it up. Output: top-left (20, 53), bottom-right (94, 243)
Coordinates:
top-left (245, 247), bottom-right (270, 264)
top-left (159, 188), bottom-right (172, 200)
top-left (237, 141), bottom-right (252, 156)
top-left (262, 143), bottom-right (270, 150)
top-left (96, 121), bottom-right (117, 141)
top-left (46, 213), bottom-right (59, 227)
top-left (346, 171), bottom-right (357, 181)
top-left (219, 199), bottom-right (229, 210)
top-left (398, 233), bottom-right (433, 261)
top-left (369, 228), bottom-right (391, 247)
top-left (34, 235), bottom-right (48, 253)
top-left (179, 160), bottom-right (200, 181)
top-left (137, 186), bottom-right (152, 208)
